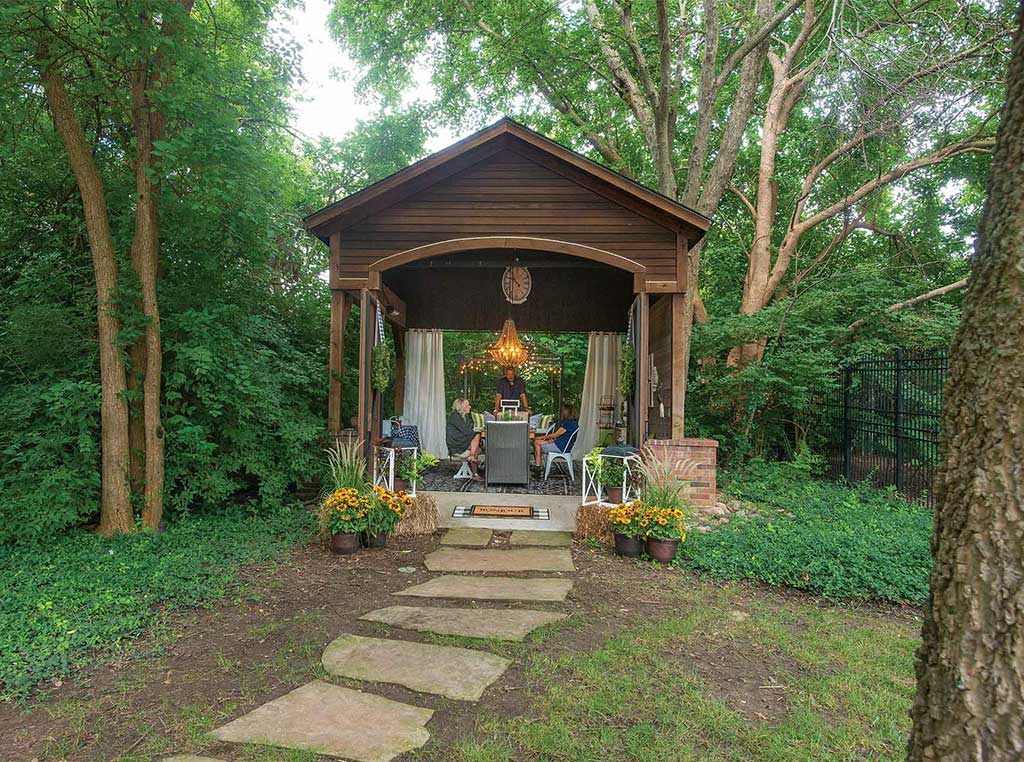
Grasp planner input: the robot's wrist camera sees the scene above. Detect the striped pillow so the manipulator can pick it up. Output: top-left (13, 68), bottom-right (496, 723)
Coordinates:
top-left (540, 414), bottom-right (554, 431)
top-left (471, 411), bottom-right (486, 429)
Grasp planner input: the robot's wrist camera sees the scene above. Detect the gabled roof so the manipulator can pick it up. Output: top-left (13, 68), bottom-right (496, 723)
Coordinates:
top-left (304, 117), bottom-right (711, 242)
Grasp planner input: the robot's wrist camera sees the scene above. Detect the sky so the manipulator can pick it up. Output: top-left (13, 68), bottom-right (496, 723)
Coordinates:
top-left (277, 0), bottom-right (458, 152)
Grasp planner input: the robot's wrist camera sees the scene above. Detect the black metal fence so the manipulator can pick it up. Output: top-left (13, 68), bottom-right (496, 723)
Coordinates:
top-left (822, 349), bottom-right (948, 507)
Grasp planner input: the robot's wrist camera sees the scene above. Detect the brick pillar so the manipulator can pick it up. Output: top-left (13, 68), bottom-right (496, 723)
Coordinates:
top-left (643, 438), bottom-right (718, 507)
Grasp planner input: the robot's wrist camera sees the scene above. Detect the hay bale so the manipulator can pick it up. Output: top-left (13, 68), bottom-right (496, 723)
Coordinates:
top-left (394, 492), bottom-right (440, 536)
top-left (575, 503), bottom-right (613, 547)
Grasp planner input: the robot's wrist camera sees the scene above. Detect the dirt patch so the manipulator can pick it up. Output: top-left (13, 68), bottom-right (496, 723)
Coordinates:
top-left (0, 532), bottom-right (913, 761)
top-left (684, 639), bottom-right (804, 723)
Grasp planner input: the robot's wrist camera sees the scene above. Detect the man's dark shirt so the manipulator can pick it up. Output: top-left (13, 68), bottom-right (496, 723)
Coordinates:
top-left (496, 375), bottom-right (526, 402)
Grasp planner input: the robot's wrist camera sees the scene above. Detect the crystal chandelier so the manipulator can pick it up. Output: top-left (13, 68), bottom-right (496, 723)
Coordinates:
top-left (488, 318), bottom-right (529, 367)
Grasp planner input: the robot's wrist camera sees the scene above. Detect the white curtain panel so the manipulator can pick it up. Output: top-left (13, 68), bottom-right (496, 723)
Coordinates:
top-left (403, 329), bottom-right (448, 457)
top-left (576, 332), bottom-right (623, 456)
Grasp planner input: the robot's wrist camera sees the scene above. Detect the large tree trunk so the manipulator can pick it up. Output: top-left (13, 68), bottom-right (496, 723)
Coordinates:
top-left (40, 63), bottom-right (134, 536)
top-left (907, 4), bottom-right (1024, 758)
top-left (129, 65), bottom-right (165, 531)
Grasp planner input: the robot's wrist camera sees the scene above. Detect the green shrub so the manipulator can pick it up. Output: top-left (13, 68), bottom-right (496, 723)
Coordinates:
top-left (0, 505), bottom-right (313, 700)
top-left (677, 459), bottom-right (933, 604)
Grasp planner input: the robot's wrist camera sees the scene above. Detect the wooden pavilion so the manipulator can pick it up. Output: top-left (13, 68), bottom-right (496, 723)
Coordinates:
top-left (305, 118), bottom-right (710, 454)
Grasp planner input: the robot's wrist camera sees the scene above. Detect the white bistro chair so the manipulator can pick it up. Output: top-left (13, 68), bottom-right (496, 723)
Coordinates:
top-left (543, 428), bottom-right (580, 481)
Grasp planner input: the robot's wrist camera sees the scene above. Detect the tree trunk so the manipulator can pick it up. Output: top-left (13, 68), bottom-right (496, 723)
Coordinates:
top-left (129, 65), bottom-right (166, 531)
top-left (907, 4), bottom-right (1024, 759)
top-left (40, 63), bottom-right (134, 536)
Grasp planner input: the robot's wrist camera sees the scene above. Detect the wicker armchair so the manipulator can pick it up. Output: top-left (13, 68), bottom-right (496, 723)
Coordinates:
top-left (484, 420), bottom-right (530, 486)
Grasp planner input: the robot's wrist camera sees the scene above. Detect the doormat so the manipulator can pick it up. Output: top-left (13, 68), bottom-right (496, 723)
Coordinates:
top-left (452, 505), bottom-right (550, 520)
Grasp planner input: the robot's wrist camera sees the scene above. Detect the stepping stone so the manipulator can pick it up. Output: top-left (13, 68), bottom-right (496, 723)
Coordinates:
top-left (362, 605), bottom-right (567, 641)
top-left (322, 633), bottom-right (510, 701)
top-left (441, 527), bottom-right (493, 546)
top-left (397, 575), bottom-right (573, 602)
top-left (424, 547), bottom-right (575, 573)
top-left (210, 680), bottom-right (431, 761)
top-left (509, 530), bottom-right (573, 547)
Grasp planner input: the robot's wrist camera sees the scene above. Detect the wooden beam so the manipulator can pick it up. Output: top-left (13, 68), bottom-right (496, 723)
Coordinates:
top-left (333, 277), bottom-right (369, 290)
top-left (646, 280), bottom-right (679, 293)
top-left (356, 288), bottom-right (372, 454)
top-left (676, 234), bottom-right (689, 294)
top-left (637, 293), bottom-right (650, 444)
top-left (393, 328), bottom-right (406, 414)
top-left (327, 290), bottom-right (351, 435)
top-left (329, 232), bottom-right (343, 283)
top-left (671, 292), bottom-right (687, 439)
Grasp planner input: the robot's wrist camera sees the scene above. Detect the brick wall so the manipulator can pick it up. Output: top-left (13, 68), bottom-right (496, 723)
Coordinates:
top-left (643, 438), bottom-right (719, 507)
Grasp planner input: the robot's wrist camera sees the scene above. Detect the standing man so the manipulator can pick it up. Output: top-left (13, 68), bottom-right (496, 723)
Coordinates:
top-left (494, 366), bottom-right (528, 413)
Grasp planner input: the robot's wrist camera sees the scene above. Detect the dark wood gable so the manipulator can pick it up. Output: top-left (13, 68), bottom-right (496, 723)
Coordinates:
top-left (307, 120), bottom-right (709, 295)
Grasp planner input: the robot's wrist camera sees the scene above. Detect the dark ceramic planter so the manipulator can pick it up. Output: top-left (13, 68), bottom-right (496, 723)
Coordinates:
top-left (646, 537), bottom-right (680, 564)
top-left (613, 532), bottom-right (644, 558)
top-left (605, 486), bottom-right (624, 505)
top-left (330, 532), bottom-right (359, 555)
top-left (364, 531), bottom-right (389, 549)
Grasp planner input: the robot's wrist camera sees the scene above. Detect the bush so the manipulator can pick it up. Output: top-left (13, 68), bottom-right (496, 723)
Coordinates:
top-left (677, 458), bottom-right (933, 604)
top-left (0, 504), bottom-right (314, 700)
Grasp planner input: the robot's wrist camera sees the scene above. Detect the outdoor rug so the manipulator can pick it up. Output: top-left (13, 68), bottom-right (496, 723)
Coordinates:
top-left (452, 505), bottom-right (550, 520)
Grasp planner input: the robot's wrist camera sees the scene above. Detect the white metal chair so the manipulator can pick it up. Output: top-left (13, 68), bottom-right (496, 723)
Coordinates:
top-left (543, 428), bottom-right (579, 481)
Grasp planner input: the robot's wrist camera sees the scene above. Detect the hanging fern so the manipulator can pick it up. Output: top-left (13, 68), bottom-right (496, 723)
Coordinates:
top-left (617, 341), bottom-right (635, 400)
top-left (372, 339), bottom-right (395, 393)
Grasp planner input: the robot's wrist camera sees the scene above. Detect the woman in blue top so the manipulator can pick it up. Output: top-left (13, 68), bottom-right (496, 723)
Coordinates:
top-left (533, 403), bottom-right (579, 466)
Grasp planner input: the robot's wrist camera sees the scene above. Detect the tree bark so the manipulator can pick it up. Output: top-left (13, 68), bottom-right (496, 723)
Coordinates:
top-left (129, 63), bottom-right (165, 531)
top-left (40, 62), bottom-right (134, 536)
top-left (907, 3), bottom-right (1024, 758)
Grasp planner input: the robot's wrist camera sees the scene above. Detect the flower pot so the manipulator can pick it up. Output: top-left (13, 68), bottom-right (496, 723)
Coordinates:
top-left (646, 537), bottom-right (680, 564)
top-left (364, 531), bottom-right (389, 549)
top-left (605, 486), bottom-right (624, 504)
top-left (394, 477), bottom-right (409, 492)
top-left (330, 532), bottom-right (359, 555)
top-left (613, 532), bottom-right (644, 558)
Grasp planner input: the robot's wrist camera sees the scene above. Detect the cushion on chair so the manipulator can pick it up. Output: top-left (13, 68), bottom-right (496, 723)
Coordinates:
top-left (471, 411), bottom-right (486, 429)
top-left (540, 414), bottom-right (554, 431)
top-left (392, 425), bottom-right (420, 448)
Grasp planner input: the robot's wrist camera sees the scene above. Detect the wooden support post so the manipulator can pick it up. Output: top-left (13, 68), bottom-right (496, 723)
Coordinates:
top-left (637, 292), bottom-right (650, 443)
top-left (357, 288), bottom-right (372, 455)
top-left (393, 328), bottom-right (406, 414)
top-left (670, 292), bottom-right (687, 439)
top-left (328, 290), bottom-right (351, 435)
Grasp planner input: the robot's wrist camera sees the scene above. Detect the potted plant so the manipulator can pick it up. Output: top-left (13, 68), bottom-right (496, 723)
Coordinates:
top-left (321, 487), bottom-right (369, 554)
top-left (395, 450), bottom-right (439, 491)
top-left (599, 457), bottom-right (628, 504)
top-left (635, 446), bottom-right (693, 564)
top-left (640, 504), bottom-right (686, 563)
top-left (363, 485), bottom-right (412, 548)
top-left (607, 500), bottom-right (645, 557)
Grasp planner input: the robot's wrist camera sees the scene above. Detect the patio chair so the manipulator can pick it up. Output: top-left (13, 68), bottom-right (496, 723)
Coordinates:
top-left (543, 428), bottom-right (579, 481)
top-left (485, 420), bottom-right (529, 486)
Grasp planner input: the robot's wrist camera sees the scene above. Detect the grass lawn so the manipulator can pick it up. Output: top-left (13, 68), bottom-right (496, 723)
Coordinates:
top-left (0, 531), bottom-right (921, 761)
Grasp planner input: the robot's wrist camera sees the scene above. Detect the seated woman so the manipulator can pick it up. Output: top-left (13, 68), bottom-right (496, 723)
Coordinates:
top-left (446, 398), bottom-right (483, 480)
top-left (533, 403), bottom-right (579, 467)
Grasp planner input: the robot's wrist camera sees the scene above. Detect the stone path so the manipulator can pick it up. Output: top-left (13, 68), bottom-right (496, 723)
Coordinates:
top-left (424, 547), bottom-right (575, 572)
top-left (205, 525), bottom-right (576, 760)
top-left (509, 529), bottom-right (573, 546)
top-left (440, 527), bottom-right (493, 546)
top-left (397, 574), bottom-right (573, 601)
top-left (362, 605), bottom-right (567, 641)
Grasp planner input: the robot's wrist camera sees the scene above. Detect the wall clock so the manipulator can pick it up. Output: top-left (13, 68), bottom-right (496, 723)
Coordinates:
top-left (502, 265), bottom-right (532, 305)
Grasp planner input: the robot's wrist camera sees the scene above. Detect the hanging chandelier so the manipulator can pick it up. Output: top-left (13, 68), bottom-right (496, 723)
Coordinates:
top-left (488, 318), bottom-right (529, 367)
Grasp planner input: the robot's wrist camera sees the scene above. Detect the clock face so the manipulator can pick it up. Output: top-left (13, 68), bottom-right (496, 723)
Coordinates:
top-left (502, 265), bottom-right (532, 305)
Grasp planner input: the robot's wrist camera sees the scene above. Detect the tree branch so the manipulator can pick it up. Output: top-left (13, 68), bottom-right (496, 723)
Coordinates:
top-left (846, 278), bottom-right (969, 333)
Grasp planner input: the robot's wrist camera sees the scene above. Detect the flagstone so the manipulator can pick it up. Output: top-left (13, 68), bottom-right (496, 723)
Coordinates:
top-left (396, 575), bottom-right (573, 602)
top-left (210, 680), bottom-right (431, 762)
top-left (361, 605), bottom-right (567, 641)
top-left (423, 547), bottom-right (574, 572)
top-left (509, 530), bottom-right (573, 547)
top-left (322, 634), bottom-right (510, 701)
top-left (440, 527), bottom-right (493, 547)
